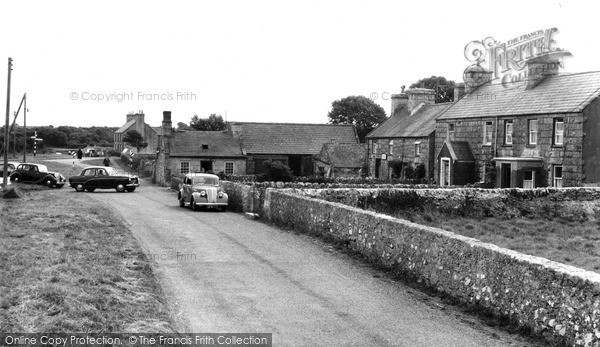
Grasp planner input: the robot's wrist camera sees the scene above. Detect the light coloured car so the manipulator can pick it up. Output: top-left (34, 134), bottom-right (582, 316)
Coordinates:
top-left (178, 173), bottom-right (228, 211)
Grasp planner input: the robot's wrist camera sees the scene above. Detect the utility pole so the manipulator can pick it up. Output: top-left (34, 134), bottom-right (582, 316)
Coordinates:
top-left (3, 57), bottom-right (12, 189)
top-left (23, 93), bottom-right (26, 163)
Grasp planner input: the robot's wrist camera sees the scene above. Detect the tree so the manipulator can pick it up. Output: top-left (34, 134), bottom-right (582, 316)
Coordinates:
top-left (327, 96), bottom-right (387, 142)
top-left (123, 130), bottom-right (147, 152)
top-left (190, 114), bottom-right (226, 131)
top-left (410, 76), bottom-right (456, 103)
top-left (262, 160), bottom-right (294, 182)
top-left (177, 122), bottom-right (191, 131)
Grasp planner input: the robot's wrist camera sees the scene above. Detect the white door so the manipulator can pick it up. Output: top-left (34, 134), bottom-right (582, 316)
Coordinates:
top-left (440, 158), bottom-right (450, 186)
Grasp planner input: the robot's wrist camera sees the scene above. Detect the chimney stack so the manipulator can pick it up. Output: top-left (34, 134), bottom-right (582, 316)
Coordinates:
top-left (453, 83), bottom-right (466, 101)
top-left (464, 67), bottom-right (493, 94)
top-left (390, 85), bottom-right (408, 116)
top-left (525, 52), bottom-right (571, 90)
top-left (406, 88), bottom-right (435, 113)
top-left (162, 111), bottom-right (172, 137)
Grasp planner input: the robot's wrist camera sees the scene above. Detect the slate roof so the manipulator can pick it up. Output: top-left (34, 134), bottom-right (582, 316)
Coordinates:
top-left (115, 120), bottom-right (136, 134)
top-left (232, 122), bottom-right (359, 155)
top-left (445, 141), bottom-right (475, 162)
top-left (366, 103), bottom-right (453, 138)
top-left (170, 131), bottom-right (245, 158)
top-left (316, 143), bottom-right (366, 168)
top-left (439, 71), bottom-right (600, 120)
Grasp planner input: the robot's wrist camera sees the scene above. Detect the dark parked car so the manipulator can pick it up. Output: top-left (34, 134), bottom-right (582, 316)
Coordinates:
top-left (69, 166), bottom-right (140, 192)
top-left (9, 163), bottom-right (66, 188)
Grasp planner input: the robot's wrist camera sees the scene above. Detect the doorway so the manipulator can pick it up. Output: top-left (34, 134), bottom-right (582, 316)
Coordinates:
top-left (375, 159), bottom-right (381, 178)
top-left (201, 160), bottom-right (213, 173)
top-left (440, 158), bottom-right (450, 186)
top-left (501, 163), bottom-right (511, 188)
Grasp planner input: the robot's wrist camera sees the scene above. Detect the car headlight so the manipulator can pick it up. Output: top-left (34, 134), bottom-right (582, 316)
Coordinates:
top-left (218, 192), bottom-right (224, 198)
top-left (200, 191), bottom-right (206, 197)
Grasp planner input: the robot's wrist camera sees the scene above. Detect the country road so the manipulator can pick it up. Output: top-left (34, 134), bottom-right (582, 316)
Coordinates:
top-left (75, 177), bottom-right (543, 347)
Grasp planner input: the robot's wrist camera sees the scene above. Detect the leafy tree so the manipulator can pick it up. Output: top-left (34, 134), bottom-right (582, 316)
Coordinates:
top-left (410, 76), bottom-right (456, 103)
top-left (123, 130), bottom-right (147, 152)
top-left (327, 95), bottom-right (386, 142)
top-left (177, 122), bottom-right (191, 131)
top-left (190, 114), bottom-right (226, 131)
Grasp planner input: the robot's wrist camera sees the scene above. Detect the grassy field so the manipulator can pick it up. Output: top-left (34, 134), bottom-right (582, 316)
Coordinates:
top-left (392, 208), bottom-right (600, 273)
top-left (0, 160), bottom-right (175, 332)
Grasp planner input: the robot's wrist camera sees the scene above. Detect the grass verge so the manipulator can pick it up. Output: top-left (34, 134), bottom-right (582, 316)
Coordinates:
top-left (0, 183), bottom-right (175, 332)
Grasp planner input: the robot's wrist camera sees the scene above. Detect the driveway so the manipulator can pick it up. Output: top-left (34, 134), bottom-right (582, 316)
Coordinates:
top-left (85, 180), bottom-right (542, 347)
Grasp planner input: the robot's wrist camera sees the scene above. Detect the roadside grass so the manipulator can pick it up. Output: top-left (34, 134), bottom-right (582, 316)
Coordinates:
top-left (0, 184), bottom-right (175, 332)
top-left (396, 208), bottom-right (600, 273)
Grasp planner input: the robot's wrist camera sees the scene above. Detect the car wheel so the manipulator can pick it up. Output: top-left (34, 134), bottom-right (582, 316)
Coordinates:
top-left (115, 183), bottom-right (126, 192)
top-left (45, 179), bottom-right (55, 187)
top-left (179, 196), bottom-right (185, 207)
top-left (75, 183), bottom-right (85, 192)
top-left (191, 199), bottom-right (198, 211)
top-left (11, 175), bottom-right (20, 183)
top-left (126, 187), bottom-right (136, 192)
top-left (86, 188), bottom-right (95, 192)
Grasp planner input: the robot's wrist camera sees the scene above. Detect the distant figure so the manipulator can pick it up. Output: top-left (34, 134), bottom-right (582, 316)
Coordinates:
top-left (103, 157), bottom-right (110, 167)
top-left (77, 149), bottom-right (83, 161)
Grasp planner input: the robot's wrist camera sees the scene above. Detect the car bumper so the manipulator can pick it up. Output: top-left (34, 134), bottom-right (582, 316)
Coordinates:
top-left (127, 182), bottom-right (140, 187)
top-left (193, 202), bottom-right (228, 206)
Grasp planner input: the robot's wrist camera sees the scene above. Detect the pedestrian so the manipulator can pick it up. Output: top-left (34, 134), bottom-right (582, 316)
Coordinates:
top-left (103, 156), bottom-right (110, 167)
top-left (77, 148), bottom-right (83, 161)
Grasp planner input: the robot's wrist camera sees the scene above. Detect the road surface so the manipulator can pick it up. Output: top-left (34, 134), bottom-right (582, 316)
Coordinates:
top-left (74, 176), bottom-right (543, 346)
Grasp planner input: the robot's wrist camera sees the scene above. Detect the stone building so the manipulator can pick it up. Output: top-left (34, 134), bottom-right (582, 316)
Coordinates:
top-left (365, 88), bottom-right (452, 180)
top-left (313, 142), bottom-right (366, 178)
top-left (227, 122), bottom-right (359, 176)
top-left (114, 111), bottom-right (161, 153)
top-left (435, 65), bottom-right (600, 187)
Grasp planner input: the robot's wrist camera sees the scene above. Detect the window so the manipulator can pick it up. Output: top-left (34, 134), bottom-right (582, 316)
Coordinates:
top-left (389, 140), bottom-right (394, 155)
top-left (554, 118), bottom-right (564, 145)
top-left (180, 161), bottom-right (190, 174)
top-left (529, 119), bottom-right (538, 145)
top-left (523, 170), bottom-right (535, 189)
top-left (504, 120), bottom-right (513, 145)
top-left (483, 121), bottom-right (493, 145)
top-left (225, 162), bottom-right (234, 175)
top-left (553, 166), bottom-right (563, 187)
top-left (447, 123), bottom-right (455, 140)
top-left (371, 140), bottom-right (376, 154)
top-left (415, 141), bottom-right (421, 156)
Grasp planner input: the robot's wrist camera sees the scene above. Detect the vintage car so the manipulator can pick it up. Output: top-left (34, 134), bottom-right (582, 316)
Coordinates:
top-left (178, 173), bottom-right (228, 211)
top-left (69, 166), bottom-right (140, 192)
top-left (9, 163), bottom-right (66, 188)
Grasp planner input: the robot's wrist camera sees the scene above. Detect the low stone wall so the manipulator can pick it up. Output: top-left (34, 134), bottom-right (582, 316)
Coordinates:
top-left (221, 181), bottom-right (263, 213)
top-left (263, 189), bottom-right (600, 347)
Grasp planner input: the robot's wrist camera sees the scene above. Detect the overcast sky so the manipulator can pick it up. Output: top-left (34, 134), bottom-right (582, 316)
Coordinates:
top-left (0, 0), bottom-right (598, 128)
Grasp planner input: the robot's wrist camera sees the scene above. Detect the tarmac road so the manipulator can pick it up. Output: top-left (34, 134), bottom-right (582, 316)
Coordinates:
top-left (85, 179), bottom-right (544, 347)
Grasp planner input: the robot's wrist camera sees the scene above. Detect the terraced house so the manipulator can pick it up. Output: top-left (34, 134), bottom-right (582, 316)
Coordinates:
top-left (366, 88), bottom-right (453, 180)
top-left (435, 62), bottom-right (600, 187)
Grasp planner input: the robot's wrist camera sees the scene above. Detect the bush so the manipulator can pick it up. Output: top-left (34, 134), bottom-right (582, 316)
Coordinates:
top-left (262, 160), bottom-right (294, 182)
top-left (388, 160), bottom-right (403, 179)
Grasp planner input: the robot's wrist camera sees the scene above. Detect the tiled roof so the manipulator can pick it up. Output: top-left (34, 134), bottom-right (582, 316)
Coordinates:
top-left (232, 122), bottom-right (359, 155)
top-left (170, 131), bottom-right (245, 158)
top-left (366, 103), bottom-right (453, 138)
top-left (316, 143), bottom-right (366, 168)
top-left (439, 71), bottom-right (600, 120)
top-left (115, 120), bottom-right (136, 134)
top-left (152, 127), bottom-right (163, 136)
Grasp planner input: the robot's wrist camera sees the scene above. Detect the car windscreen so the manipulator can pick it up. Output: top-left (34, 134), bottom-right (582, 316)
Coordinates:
top-left (192, 177), bottom-right (219, 186)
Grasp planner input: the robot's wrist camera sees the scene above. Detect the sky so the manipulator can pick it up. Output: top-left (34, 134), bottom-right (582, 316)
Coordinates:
top-left (0, 0), bottom-right (599, 128)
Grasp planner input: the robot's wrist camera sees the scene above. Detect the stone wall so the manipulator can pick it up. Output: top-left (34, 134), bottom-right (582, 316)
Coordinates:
top-left (264, 189), bottom-right (600, 347)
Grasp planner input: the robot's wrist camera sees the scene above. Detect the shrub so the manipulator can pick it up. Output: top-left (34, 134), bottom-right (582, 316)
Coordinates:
top-left (388, 160), bottom-right (403, 179)
top-left (262, 160), bottom-right (294, 182)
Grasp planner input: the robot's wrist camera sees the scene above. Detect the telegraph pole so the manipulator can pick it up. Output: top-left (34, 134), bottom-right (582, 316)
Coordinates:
top-left (23, 93), bottom-right (26, 163)
top-left (3, 58), bottom-right (12, 189)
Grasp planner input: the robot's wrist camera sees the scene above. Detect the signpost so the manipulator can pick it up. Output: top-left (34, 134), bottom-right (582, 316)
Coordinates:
top-left (31, 131), bottom-right (41, 157)
top-left (2, 58), bottom-right (12, 189)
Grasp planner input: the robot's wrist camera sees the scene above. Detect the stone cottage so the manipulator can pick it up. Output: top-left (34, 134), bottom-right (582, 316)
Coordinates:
top-left (365, 88), bottom-right (453, 180)
top-left (435, 62), bottom-right (600, 187)
top-left (114, 111), bottom-right (161, 153)
top-left (313, 142), bottom-right (366, 178)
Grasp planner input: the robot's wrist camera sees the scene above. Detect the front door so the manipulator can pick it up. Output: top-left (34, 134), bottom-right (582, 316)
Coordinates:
top-left (375, 159), bottom-right (381, 178)
top-left (501, 163), bottom-right (511, 188)
top-left (440, 158), bottom-right (450, 186)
